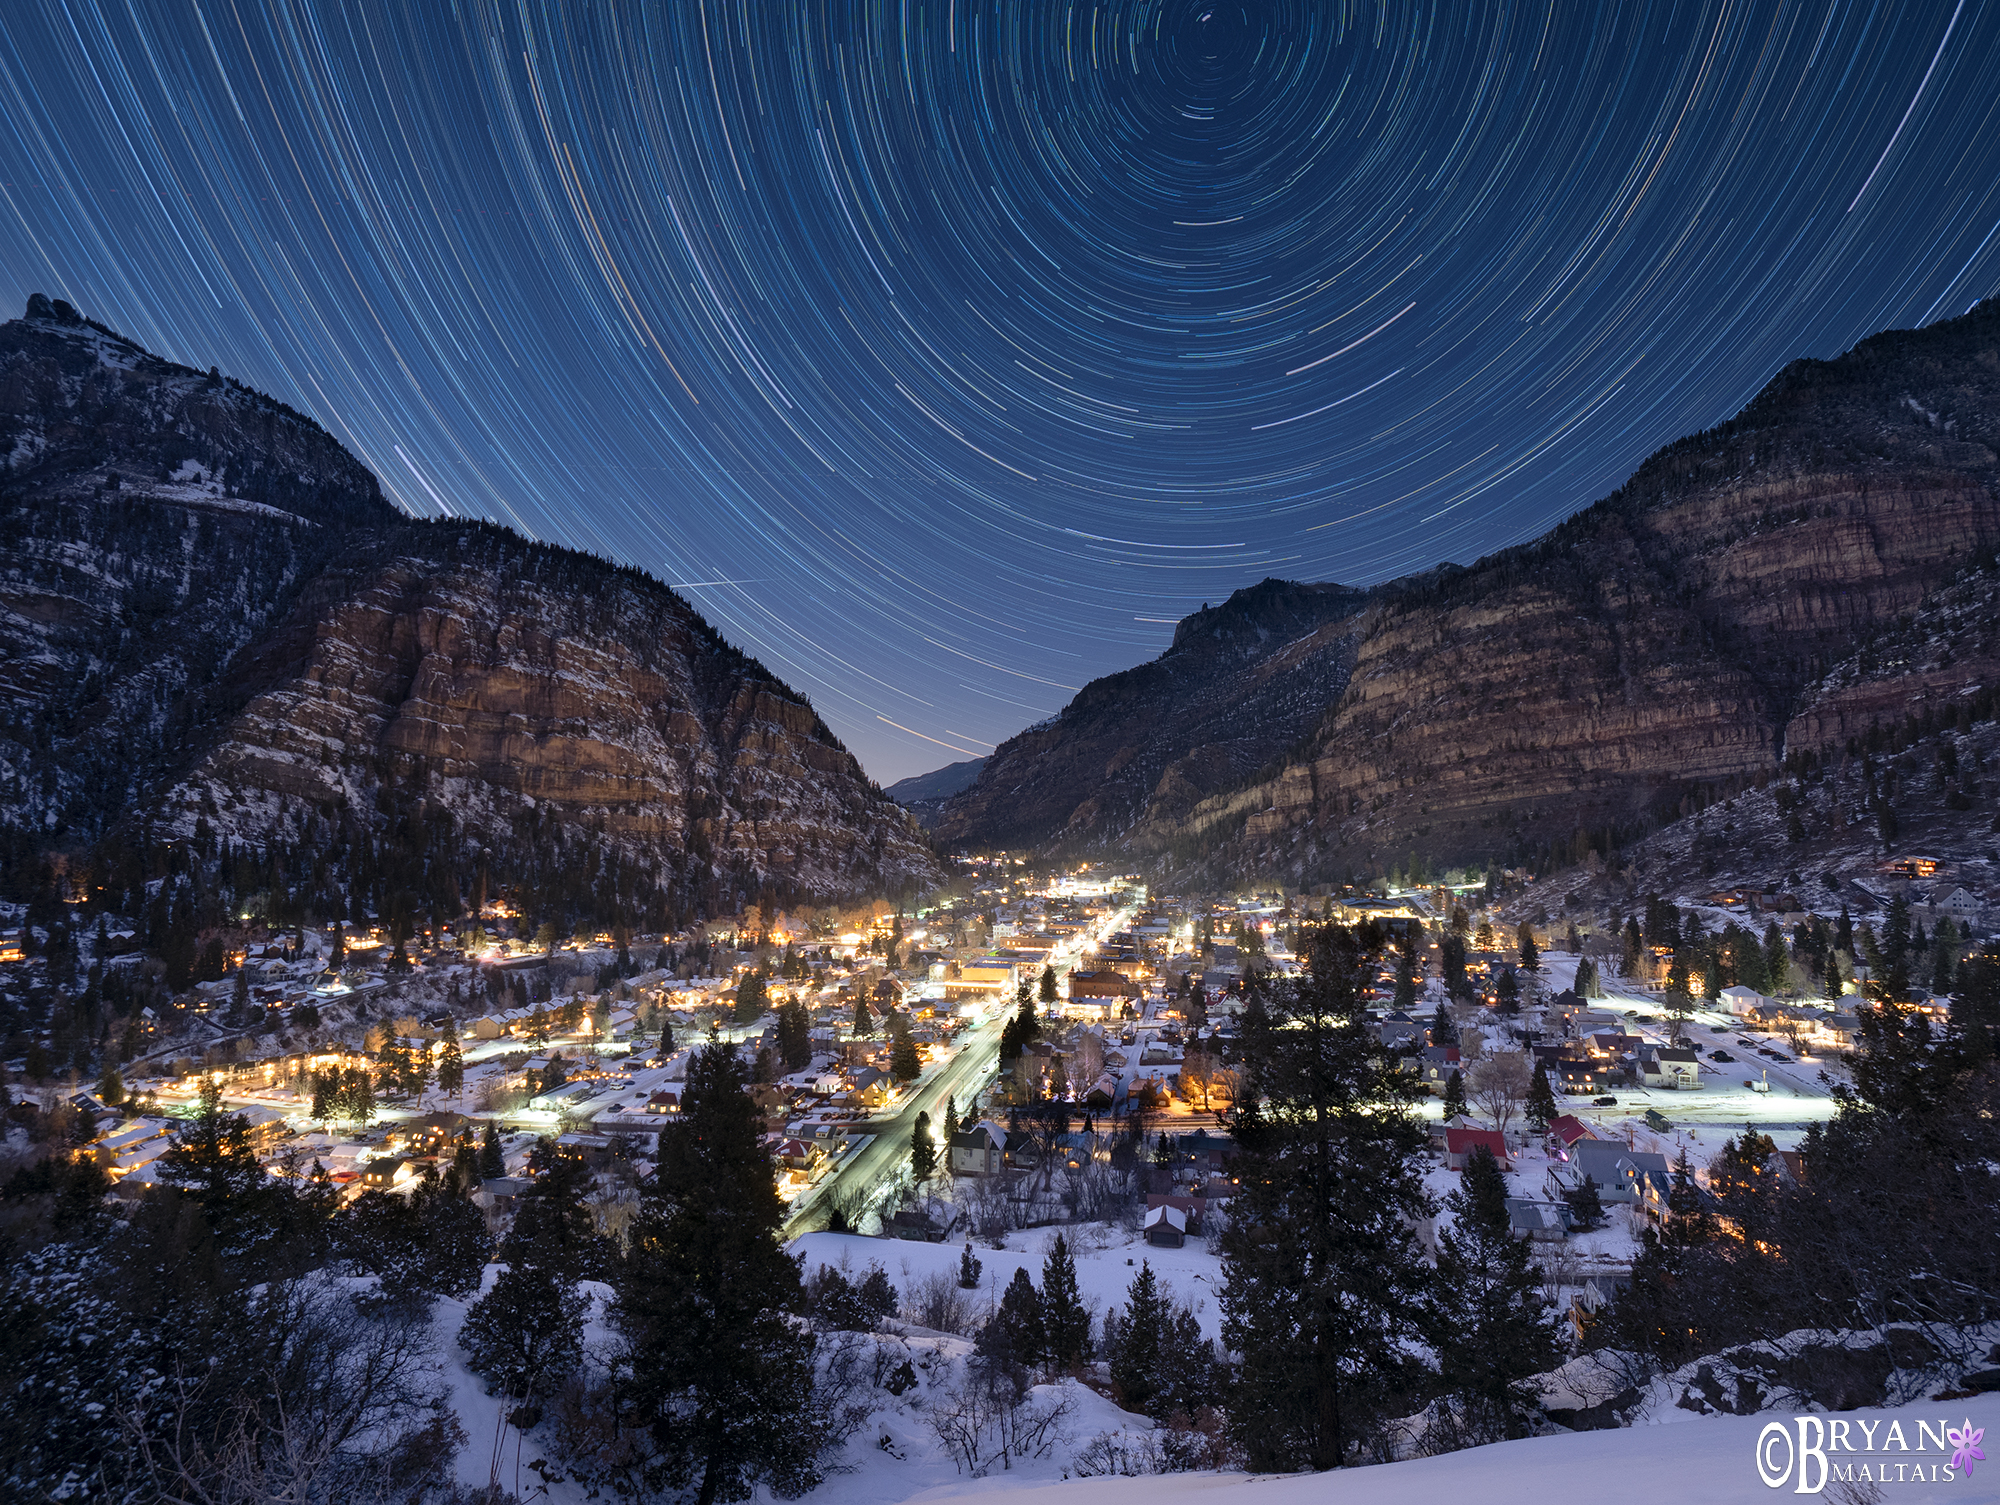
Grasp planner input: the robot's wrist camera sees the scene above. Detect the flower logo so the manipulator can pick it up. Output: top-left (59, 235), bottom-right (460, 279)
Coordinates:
top-left (1948, 1420), bottom-right (1985, 1476)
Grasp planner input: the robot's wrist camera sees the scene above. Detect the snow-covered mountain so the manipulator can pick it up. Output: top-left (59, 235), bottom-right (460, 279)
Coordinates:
top-left (0, 296), bottom-right (937, 912)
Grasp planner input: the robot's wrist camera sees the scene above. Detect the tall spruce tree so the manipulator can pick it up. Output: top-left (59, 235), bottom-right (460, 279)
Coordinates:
top-left (1217, 922), bottom-right (1436, 1469)
top-left (1442, 1068), bottom-right (1468, 1120)
top-left (1040, 1232), bottom-right (1090, 1372)
top-left (910, 1110), bottom-right (937, 1182)
top-left (461, 1167), bottom-right (591, 1411)
top-left (1525, 1066), bottom-right (1557, 1133)
top-left (977, 1267), bottom-right (1046, 1373)
top-left (1106, 1260), bottom-right (1169, 1415)
top-left (1428, 1146), bottom-right (1562, 1442)
top-left (615, 1045), bottom-right (822, 1503)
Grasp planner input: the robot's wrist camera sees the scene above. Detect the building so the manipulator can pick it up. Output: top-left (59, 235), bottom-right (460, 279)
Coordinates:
top-left (1143, 1202), bottom-right (1188, 1248)
top-left (1638, 1045), bottom-right (1702, 1090)
top-left (949, 1122), bottom-right (1005, 1176)
top-left (1444, 1126), bottom-right (1510, 1171)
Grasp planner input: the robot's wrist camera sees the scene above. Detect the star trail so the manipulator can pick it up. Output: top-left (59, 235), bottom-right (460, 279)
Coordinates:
top-left (5, 1), bottom-right (2000, 780)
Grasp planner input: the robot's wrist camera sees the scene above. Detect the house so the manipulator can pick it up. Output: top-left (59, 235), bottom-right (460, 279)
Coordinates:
top-left (1414, 1044), bottom-right (1461, 1094)
top-left (1068, 970), bottom-right (1139, 1007)
top-left (776, 1138), bottom-right (825, 1172)
top-left (1546, 1114), bottom-right (1594, 1151)
top-left (1719, 984), bottom-right (1765, 1017)
top-left (477, 1176), bottom-right (532, 1209)
top-left (1505, 1198), bottom-right (1570, 1242)
top-left (949, 1122), bottom-right (1005, 1176)
top-left (1145, 1193), bottom-right (1205, 1234)
top-left (1550, 1140), bottom-right (1671, 1213)
top-left (1444, 1127), bottom-right (1510, 1171)
top-left (1143, 1202), bottom-right (1188, 1248)
top-left (1938, 887), bottom-right (1987, 926)
top-left (359, 1156), bottom-right (408, 1190)
top-left (1638, 1045), bottom-right (1702, 1090)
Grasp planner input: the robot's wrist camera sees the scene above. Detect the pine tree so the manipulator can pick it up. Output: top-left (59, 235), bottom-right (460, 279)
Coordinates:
top-left (1218, 922), bottom-right (1435, 1470)
top-left (852, 994), bottom-right (874, 1037)
top-left (1429, 1146), bottom-right (1562, 1441)
top-left (1429, 1001), bottom-right (1458, 1046)
top-left (1040, 1232), bottom-right (1089, 1371)
top-left (1039, 964), bottom-right (1058, 1004)
top-left (732, 970), bottom-right (768, 1024)
top-left (156, 1079), bottom-right (293, 1267)
top-left (958, 1242), bottom-right (983, 1290)
top-left (1516, 922), bottom-right (1539, 971)
top-left (616, 1045), bottom-right (823, 1503)
top-left (910, 1110), bottom-right (937, 1182)
top-left (1525, 1066), bottom-right (1557, 1133)
top-left (942, 1094), bottom-right (961, 1147)
top-left (1442, 1068), bottom-right (1467, 1120)
top-left (461, 1171), bottom-right (590, 1412)
top-left (1562, 1173), bottom-right (1604, 1229)
top-left (437, 1034), bottom-right (465, 1104)
top-left (1573, 956), bottom-right (1598, 998)
top-left (890, 1031), bottom-right (922, 1083)
top-left (977, 1267), bottom-right (1046, 1373)
top-left (479, 1123), bottom-right (505, 1179)
top-left (1107, 1260), bottom-right (1169, 1414)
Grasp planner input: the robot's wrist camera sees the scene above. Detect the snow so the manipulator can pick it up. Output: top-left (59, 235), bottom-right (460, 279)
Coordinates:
top-left (795, 1228), bottom-right (1227, 1342)
top-left (867, 1404), bottom-right (2000, 1505)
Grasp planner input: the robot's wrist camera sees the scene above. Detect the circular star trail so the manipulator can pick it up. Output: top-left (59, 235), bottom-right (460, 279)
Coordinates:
top-left (5, 1), bottom-right (2000, 779)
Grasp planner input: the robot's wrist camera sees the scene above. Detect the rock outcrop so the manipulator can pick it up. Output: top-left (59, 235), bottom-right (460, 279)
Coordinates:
top-left (938, 299), bottom-right (2000, 878)
top-left (0, 298), bottom-right (936, 911)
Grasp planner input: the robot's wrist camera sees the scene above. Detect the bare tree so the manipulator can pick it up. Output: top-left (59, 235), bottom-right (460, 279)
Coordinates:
top-left (1467, 1053), bottom-right (1531, 1137)
top-left (119, 1274), bottom-right (464, 1505)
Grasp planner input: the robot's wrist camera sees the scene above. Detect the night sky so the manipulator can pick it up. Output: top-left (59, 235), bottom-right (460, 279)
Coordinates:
top-left (5, 2), bottom-right (2000, 782)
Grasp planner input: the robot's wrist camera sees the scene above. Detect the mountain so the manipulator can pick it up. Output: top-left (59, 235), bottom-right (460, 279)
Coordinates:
top-left (936, 299), bottom-right (2000, 880)
top-left (0, 296), bottom-right (939, 920)
top-left (885, 756), bottom-right (987, 827)
top-left (932, 578), bottom-right (1370, 850)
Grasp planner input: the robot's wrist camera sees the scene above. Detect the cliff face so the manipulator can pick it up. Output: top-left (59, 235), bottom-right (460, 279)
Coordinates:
top-left (938, 299), bottom-right (2000, 878)
top-left (0, 300), bottom-right (936, 910)
top-left (931, 578), bottom-right (1370, 850)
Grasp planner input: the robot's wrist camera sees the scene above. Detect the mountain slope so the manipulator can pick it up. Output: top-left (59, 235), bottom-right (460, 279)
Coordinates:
top-left (938, 298), bottom-right (2000, 879)
top-left (0, 297), bottom-right (938, 917)
top-left (932, 578), bottom-right (1370, 850)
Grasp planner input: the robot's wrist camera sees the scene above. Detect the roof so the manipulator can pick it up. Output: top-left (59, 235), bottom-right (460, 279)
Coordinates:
top-left (1444, 1127), bottom-right (1510, 1158)
top-left (1547, 1114), bottom-right (1593, 1146)
top-left (1143, 1203), bottom-right (1187, 1233)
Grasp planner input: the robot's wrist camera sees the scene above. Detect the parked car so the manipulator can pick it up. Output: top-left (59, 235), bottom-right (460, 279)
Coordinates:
top-left (1592, 1095), bottom-right (1618, 1106)
top-left (1710, 1050), bottom-right (1734, 1062)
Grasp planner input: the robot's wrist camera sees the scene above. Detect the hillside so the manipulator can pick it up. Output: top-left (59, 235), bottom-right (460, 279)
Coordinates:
top-left (936, 299), bottom-right (2000, 881)
top-left (0, 296), bottom-right (938, 919)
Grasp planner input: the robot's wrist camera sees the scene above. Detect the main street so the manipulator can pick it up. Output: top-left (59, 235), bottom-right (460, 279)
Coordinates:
top-left (783, 1005), bottom-right (1006, 1237)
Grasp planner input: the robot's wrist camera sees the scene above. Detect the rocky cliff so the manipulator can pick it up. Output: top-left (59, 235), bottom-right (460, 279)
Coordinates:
top-left (930, 578), bottom-right (1370, 850)
top-left (0, 298), bottom-right (937, 916)
top-left (937, 299), bottom-right (2000, 880)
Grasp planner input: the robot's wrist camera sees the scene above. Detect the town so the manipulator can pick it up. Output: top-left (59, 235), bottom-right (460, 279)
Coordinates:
top-left (9, 844), bottom-right (1989, 1321)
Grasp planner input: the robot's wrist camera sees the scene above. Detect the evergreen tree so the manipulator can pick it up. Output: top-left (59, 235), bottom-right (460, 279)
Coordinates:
top-left (1428, 1146), bottom-right (1562, 1441)
top-left (776, 999), bottom-right (813, 1070)
top-left (910, 1110), bottom-right (937, 1181)
top-left (732, 970), bottom-right (768, 1024)
top-left (479, 1123), bottom-right (505, 1179)
top-left (1516, 922), bottom-right (1539, 971)
top-left (615, 1045), bottom-right (823, 1503)
top-left (890, 1032), bottom-right (922, 1083)
top-left (156, 1079), bottom-right (294, 1266)
top-left (1763, 922), bottom-right (1790, 995)
top-left (1562, 1174), bottom-right (1604, 1230)
top-left (1524, 1066), bottom-right (1557, 1133)
top-left (1218, 922), bottom-right (1435, 1470)
top-left (1429, 1001), bottom-right (1458, 1047)
top-left (852, 994), bottom-right (874, 1037)
top-left (1107, 1260), bottom-right (1169, 1415)
top-left (1393, 936), bottom-right (1418, 1010)
top-left (1040, 1232), bottom-right (1089, 1371)
top-left (958, 1242), bottom-right (983, 1290)
top-left (1039, 964), bottom-right (1058, 1004)
top-left (942, 1094), bottom-right (961, 1147)
top-left (436, 1034), bottom-right (465, 1104)
top-left (1442, 1068), bottom-right (1467, 1120)
top-left (977, 1267), bottom-right (1046, 1373)
top-left (461, 1169), bottom-right (591, 1413)
top-left (1572, 956), bottom-right (1598, 998)
top-left (1621, 917), bottom-right (1644, 978)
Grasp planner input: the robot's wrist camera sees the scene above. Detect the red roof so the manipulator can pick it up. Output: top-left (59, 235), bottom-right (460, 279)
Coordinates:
top-left (1548, 1114), bottom-right (1592, 1146)
top-left (1444, 1128), bottom-right (1510, 1160)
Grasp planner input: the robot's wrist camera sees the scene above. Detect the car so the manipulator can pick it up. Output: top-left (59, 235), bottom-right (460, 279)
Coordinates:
top-left (1710, 1050), bottom-right (1734, 1062)
top-left (1592, 1095), bottom-right (1618, 1106)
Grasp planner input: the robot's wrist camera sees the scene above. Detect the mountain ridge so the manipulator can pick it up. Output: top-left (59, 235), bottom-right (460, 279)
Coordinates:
top-left (936, 298), bottom-right (2000, 880)
top-left (0, 297), bottom-right (939, 919)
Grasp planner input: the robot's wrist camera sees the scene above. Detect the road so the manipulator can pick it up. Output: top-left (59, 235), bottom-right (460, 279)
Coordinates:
top-left (783, 1007), bottom-right (1007, 1237)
